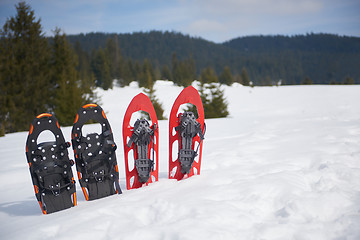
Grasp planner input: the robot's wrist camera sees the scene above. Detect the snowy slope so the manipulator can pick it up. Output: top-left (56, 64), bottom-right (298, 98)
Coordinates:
top-left (0, 81), bottom-right (359, 240)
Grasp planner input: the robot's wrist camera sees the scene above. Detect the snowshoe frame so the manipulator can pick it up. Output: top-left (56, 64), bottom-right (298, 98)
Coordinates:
top-left (26, 113), bottom-right (77, 214)
top-left (123, 93), bottom-right (159, 190)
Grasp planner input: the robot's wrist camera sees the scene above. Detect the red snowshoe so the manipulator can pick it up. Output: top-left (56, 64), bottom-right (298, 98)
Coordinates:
top-left (169, 86), bottom-right (206, 180)
top-left (123, 93), bottom-right (159, 190)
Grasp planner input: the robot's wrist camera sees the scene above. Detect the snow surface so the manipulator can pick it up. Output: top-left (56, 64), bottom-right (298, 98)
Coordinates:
top-left (0, 81), bottom-right (360, 240)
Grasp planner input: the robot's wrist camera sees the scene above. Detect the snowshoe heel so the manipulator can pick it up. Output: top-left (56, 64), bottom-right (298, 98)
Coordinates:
top-left (178, 149), bottom-right (197, 174)
top-left (26, 113), bottom-right (77, 214)
top-left (135, 158), bottom-right (154, 183)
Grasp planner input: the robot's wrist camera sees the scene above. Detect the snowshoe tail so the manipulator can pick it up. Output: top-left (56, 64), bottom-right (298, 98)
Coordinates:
top-left (123, 93), bottom-right (159, 190)
top-left (72, 104), bottom-right (121, 201)
top-left (25, 113), bottom-right (77, 214)
top-left (169, 86), bottom-right (205, 180)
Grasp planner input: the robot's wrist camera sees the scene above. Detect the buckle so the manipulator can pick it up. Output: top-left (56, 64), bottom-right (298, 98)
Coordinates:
top-left (49, 183), bottom-right (61, 196)
top-left (93, 170), bottom-right (105, 182)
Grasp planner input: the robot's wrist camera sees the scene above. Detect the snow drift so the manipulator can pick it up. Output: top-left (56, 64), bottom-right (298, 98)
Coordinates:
top-left (0, 81), bottom-right (359, 240)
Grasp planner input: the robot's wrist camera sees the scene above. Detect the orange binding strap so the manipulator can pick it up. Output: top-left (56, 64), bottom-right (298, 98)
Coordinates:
top-left (36, 113), bottom-right (52, 119)
top-left (72, 193), bottom-right (77, 206)
top-left (74, 114), bottom-right (79, 124)
top-left (29, 124), bottom-right (34, 135)
top-left (82, 187), bottom-right (89, 201)
top-left (83, 103), bottom-right (97, 109)
top-left (102, 110), bottom-right (107, 119)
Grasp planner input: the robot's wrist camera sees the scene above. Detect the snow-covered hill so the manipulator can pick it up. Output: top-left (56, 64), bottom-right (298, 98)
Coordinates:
top-left (0, 81), bottom-right (359, 240)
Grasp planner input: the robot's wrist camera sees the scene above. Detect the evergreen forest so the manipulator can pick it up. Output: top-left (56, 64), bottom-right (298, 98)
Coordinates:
top-left (1, 2), bottom-right (360, 135)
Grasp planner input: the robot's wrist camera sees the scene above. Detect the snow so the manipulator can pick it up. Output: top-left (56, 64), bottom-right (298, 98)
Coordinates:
top-left (1, 81), bottom-right (360, 239)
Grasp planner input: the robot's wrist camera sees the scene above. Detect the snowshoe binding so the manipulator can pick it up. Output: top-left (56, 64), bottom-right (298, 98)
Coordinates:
top-left (72, 104), bottom-right (121, 201)
top-left (169, 86), bottom-right (206, 180)
top-left (127, 119), bottom-right (157, 184)
top-left (175, 111), bottom-right (205, 174)
top-left (25, 113), bottom-right (77, 214)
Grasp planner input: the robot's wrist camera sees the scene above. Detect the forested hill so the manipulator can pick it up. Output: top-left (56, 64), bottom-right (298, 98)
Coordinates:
top-left (67, 31), bottom-right (234, 76)
top-left (67, 31), bottom-right (360, 85)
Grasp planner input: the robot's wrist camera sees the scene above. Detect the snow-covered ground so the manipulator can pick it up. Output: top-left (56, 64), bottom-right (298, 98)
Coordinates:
top-left (0, 81), bottom-right (359, 240)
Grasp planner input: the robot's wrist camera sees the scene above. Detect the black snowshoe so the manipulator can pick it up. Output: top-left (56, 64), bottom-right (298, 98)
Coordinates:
top-left (26, 113), bottom-right (77, 214)
top-left (72, 104), bottom-right (121, 201)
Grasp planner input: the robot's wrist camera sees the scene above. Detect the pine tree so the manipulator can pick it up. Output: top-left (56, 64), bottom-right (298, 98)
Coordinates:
top-left (199, 68), bottom-right (229, 118)
top-left (0, 2), bottom-right (52, 133)
top-left (105, 36), bottom-right (122, 81)
top-left (179, 56), bottom-right (196, 87)
top-left (343, 77), bottom-right (354, 85)
top-left (0, 123), bottom-right (5, 137)
top-left (138, 59), bottom-right (155, 88)
top-left (219, 66), bottom-right (234, 85)
top-left (234, 74), bottom-right (243, 84)
top-left (200, 67), bottom-right (218, 83)
top-left (171, 53), bottom-right (196, 87)
top-left (121, 59), bottom-right (135, 86)
top-left (301, 76), bottom-right (313, 85)
top-left (74, 41), bottom-right (96, 92)
top-left (207, 83), bottom-right (229, 118)
top-left (51, 28), bottom-right (87, 126)
top-left (142, 63), bottom-right (165, 120)
top-left (92, 47), bottom-right (112, 90)
top-left (241, 67), bottom-right (250, 86)
top-left (161, 65), bottom-right (172, 80)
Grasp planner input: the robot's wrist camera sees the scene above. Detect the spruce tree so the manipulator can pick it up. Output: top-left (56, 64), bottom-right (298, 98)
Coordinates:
top-left (0, 123), bottom-right (4, 137)
top-left (206, 83), bottom-right (229, 118)
top-left (200, 67), bottom-right (218, 83)
top-left (105, 36), bottom-right (122, 81)
top-left (241, 67), bottom-right (250, 86)
top-left (179, 56), bottom-right (196, 87)
top-left (343, 77), bottom-right (354, 85)
top-left (51, 28), bottom-right (86, 126)
top-left (74, 41), bottom-right (96, 92)
top-left (121, 59), bottom-right (135, 86)
top-left (161, 65), bottom-right (172, 81)
top-left (219, 66), bottom-right (234, 85)
top-left (0, 2), bottom-right (52, 133)
top-left (301, 76), bottom-right (313, 85)
top-left (142, 64), bottom-right (165, 120)
top-left (171, 53), bottom-right (196, 87)
top-left (199, 68), bottom-right (229, 118)
top-left (92, 47), bottom-right (112, 90)
top-left (138, 59), bottom-right (155, 88)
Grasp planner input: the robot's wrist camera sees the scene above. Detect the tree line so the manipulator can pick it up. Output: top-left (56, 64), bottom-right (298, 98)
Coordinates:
top-left (67, 31), bottom-right (360, 86)
top-left (0, 2), bottom-right (230, 136)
